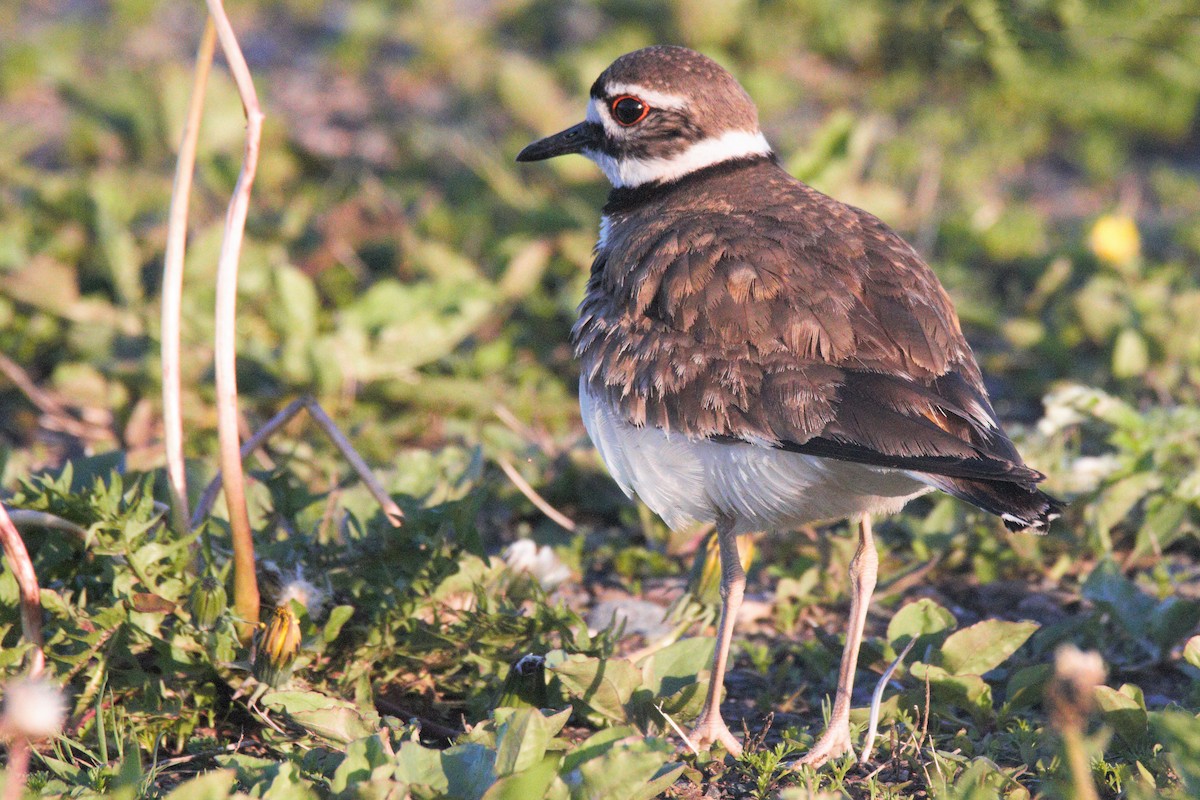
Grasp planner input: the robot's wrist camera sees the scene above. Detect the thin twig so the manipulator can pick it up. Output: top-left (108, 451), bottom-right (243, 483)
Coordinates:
top-left (859, 636), bottom-right (915, 765)
top-left (0, 352), bottom-right (111, 444)
top-left (656, 702), bottom-right (700, 757)
top-left (192, 397), bottom-right (307, 528)
top-left (7, 509), bottom-right (89, 542)
top-left (497, 457), bottom-right (576, 531)
top-left (190, 397), bottom-right (404, 528)
top-left (161, 17), bottom-right (217, 537)
top-left (305, 400), bottom-right (404, 527)
top-left (206, 0), bottom-right (264, 640)
top-left (0, 501), bottom-right (45, 676)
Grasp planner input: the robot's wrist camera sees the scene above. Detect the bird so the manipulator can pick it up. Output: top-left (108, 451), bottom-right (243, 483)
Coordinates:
top-left (516, 45), bottom-right (1061, 766)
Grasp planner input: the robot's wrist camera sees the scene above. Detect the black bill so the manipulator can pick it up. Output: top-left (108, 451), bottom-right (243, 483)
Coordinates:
top-left (516, 121), bottom-right (602, 162)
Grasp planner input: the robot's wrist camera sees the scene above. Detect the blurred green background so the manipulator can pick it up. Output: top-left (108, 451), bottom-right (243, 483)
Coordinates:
top-left (3, 0), bottom-right (1200, 797)
top-left (2, 0), bottom-right (1198, 478)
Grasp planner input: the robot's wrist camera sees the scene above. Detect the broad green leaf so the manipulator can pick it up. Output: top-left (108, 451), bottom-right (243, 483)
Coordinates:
top-left (910, 663), bottom-right (993, 718)
top-left (261, 690), bottom-right (380, 744)
top-left (331, 734), bottom-right (393, 794)
top-left (939, 620), bottom-right (1039, 676)
top-left (1095, 685), bottom-right (1148, 748)
top-left (1184, 635), bottom-right (1200, 669)
top-left (1089, 473), bottom-right (1161, 542)
top-left (482, 754), bottom-right (561, 800)
top-left (394, 742), bottom-right (450, 791)
top-left (887, 598), bottom-right (956, 655)
top-left (261, 761), bottom-right (320, 800)
top-left (442, 743), bottom-right (497, 800)
top-left (1148, 596), bottom-right (1200, 654)
top-left (163, 770), bottom-right (236, 800)
top-left (638, 636), bottom-right (714, 697)
top-left (1005, 664), bottom-right (1051, 710)
top-left (323, 605), bottom-right (355, 643)
top-left (549, 654), bottom-right (640, 722)
top-left (567, 734), bottom-right (681, 800)
top-left (494, 707), bottom-right (570, 777)
top-left (1082, 560), bottom-right (1157, 636)
top-left (1151, 711), bottom-right (1200, 797)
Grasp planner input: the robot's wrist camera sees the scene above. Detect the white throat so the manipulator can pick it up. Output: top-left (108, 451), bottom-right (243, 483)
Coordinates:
top-left (585, 129), bottom-right (772, 189)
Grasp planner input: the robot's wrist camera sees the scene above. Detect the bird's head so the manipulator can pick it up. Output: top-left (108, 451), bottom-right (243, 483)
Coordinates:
top-left (517, 46), bottom-right (772, 189)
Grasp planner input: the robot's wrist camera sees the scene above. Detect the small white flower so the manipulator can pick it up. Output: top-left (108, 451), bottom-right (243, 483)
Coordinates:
top-left (1, 677), bottom-right (67, 741)
top-left (503, 539), bottom-right (571, 591)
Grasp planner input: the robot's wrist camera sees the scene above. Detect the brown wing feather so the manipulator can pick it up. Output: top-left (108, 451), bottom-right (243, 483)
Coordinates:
top-left (573, 159), bottom-right (1039, 486)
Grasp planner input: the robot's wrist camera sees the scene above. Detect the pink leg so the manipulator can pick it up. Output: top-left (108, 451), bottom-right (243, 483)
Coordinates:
top-left (688, 518), bottom-right (745, 756)
top-left (797, 515), bottom-right (878, 767)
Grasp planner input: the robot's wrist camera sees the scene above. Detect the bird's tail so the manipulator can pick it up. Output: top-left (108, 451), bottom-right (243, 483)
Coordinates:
top-left (926, 476), bottom-right (1064, 533)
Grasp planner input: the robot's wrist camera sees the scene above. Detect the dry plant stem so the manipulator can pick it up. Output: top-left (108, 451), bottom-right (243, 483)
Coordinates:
top-left (161, 17), bottom-right (218, 537)
top-left (191, 397), bottom-right (404, 528)
top-left (192, 397), bottom-right (307, 528)
top-left (497, 457), bottom-right (575, 531)
top-left (1063, 728), bottom-right (1101, 800)
top-left (0, 502), bottom-right (45, 676)
top-left (206, 0), bottom-right (264, 639)
top-left (7, 510), bottom-right (89, 542)
top-left (0, 353), bottom-right (110, 444)
top-left (2, 739), bottom-right (31, 800)
top-left (859, 636), bottom-right (916, 765)
top-left (304, 401), bottom-right (404, 527)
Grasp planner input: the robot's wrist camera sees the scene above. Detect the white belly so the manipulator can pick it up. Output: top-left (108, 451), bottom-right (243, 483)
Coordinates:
top-left (580, 378), bottom-right (932, 534)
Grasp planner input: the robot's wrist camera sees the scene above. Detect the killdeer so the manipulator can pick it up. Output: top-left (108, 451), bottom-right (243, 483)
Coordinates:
top-left (517, 45), bottom-right (1060, 765)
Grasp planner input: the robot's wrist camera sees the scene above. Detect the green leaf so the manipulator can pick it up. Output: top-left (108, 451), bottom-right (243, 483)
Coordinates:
top-left (565, 732), bottom-right (681, 800)
top-left (482, 754), bottom-right (561, 800)
top-left (1184, 635), bottom-right (1200, 669)
top-left (939, 620), bottom-right (1039, 676)
top-left (261, 690), bottom-right (380, 744)
top-left (1096, 685), bottom-right (1149, 748)
top-left (1081, 560), bottom-right (1157, 636)
top-left (442, 742), bottom-right (498, 799)
top-left (637, 636), bottom-right (714, 697)
top-left (887, 598), bottom-right (957, 655)
top-left (548, 653), bottom-right (640, 722)
top-left (1005, 664), bottom-right (1051, 710)
top-left (910, 663), bottom-right (993, 718)
top-left (1151, 711), bottom-right (1200, 797)
top-left (1089, 473), bottom-right (1161, 542)
top-left (394, 741), bottom-right (450, 791)
top-left (331, 734), bottom-right (393, 794)
top-left (323, 605), bottom-right (355, 643)
top-left (493, 707), bottom-right (570, 777)
top-left (1148, 596), bottom-right (1200, 655)
top-left (163, 770), bottom-right (237, 800)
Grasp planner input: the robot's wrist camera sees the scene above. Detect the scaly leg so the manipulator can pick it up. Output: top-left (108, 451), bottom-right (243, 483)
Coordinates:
top-left (687, 517), bottom-right (745, 756)
top-left (796, 515), bottom-right (878, 767)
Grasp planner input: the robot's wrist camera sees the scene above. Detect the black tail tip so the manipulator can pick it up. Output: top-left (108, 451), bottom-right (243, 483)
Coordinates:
top-left (1000, 491), bottom-right (1065, 534)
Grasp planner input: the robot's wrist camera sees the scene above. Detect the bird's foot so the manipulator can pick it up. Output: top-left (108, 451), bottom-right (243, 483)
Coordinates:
top-left (687, 710), bottom-right (743, 758)
top-left (793, 720), bottom-right (854, 768)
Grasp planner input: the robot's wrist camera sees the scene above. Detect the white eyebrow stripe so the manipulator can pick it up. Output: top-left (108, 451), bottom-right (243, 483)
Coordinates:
top-left (583, 129), bottom-right (772, 188)
top-left (602, 82), bottom-right (688, 111)
top-left (586, 97), bottom-right (621, 138)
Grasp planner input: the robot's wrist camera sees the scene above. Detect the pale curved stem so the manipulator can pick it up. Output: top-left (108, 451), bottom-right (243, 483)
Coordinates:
top-left (205, 0), bottom-right (265, 639)
top-left (161, 18), bottom-right (217, 536)
top-left (0, 502), bottom-right (45, 676)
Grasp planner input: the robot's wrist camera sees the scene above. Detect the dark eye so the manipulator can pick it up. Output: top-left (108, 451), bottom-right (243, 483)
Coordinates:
top-left (611, 95), bottom-right (649, 126)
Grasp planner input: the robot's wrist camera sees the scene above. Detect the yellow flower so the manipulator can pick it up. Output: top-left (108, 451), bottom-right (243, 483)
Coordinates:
top-left (1088, 214), bottom-right (1140, 268)
top-left (254, 605), bottom-right (301, 686)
